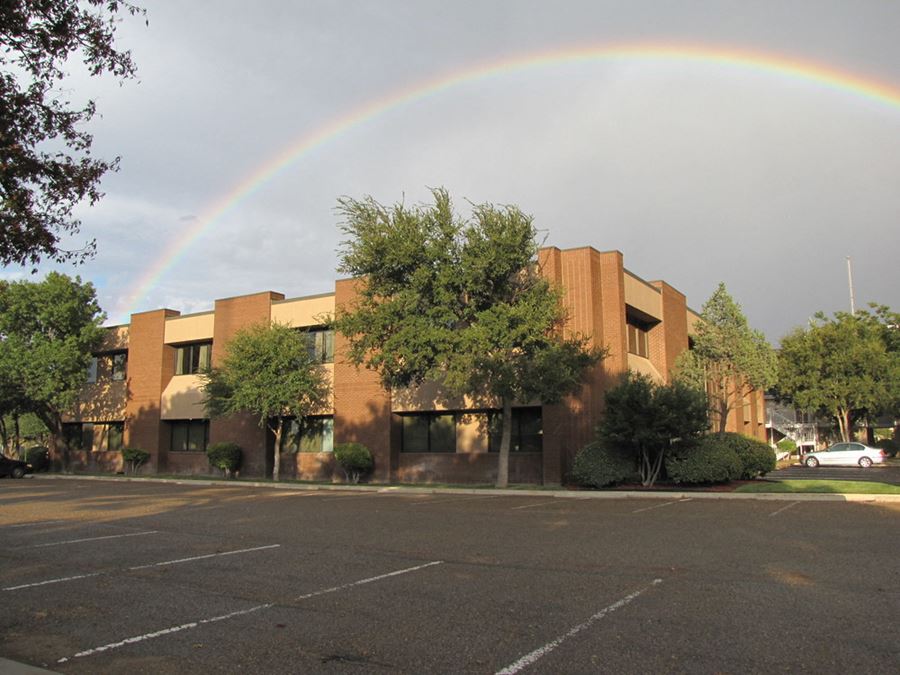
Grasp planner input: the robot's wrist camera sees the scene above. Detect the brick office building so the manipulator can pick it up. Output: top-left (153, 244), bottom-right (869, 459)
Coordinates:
top-left (63, 246), bottom-right (766, 484)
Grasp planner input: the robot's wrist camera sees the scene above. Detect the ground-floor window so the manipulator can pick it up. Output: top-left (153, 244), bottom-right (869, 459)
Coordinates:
top-left (400, 412), bottom-right (456, 453)
top-left (63, 422), bottom-right (93, 451)
top-left (62, 421), bottom-right (125, 452)
top-left (488, 407), bottom-right (543, 453)
top-left (169, 419), bottom-right (209, 452)
top-left (280, 415), bottom-right (334, 453)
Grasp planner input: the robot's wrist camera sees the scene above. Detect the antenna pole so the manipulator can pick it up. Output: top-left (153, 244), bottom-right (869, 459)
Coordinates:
top-left (846, 256), bottom-right (856, 315)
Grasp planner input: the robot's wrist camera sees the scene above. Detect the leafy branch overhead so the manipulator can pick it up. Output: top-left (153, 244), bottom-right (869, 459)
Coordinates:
top-left (0, 1), bottom-right (145, 267)
top-left (335, 188), bottom-right (604, 487)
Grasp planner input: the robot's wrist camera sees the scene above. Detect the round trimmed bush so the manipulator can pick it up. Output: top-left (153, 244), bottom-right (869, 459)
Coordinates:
top-left (570, 442), bottom-right (634, 488)
top-left (334, 442), bottom-right (373, 484)
top-left (121, 447), bottom-right (150, 474)
top-left (874, 438), bottom-right (898, 458)
top-left (206, 442), bottom-right (242, 478)
top-left (25, 446), bottom-right (50, 472)
top-left (665, 437), bottom-right (742, 484)
top-left (711, 432), bottom-right (776, 479)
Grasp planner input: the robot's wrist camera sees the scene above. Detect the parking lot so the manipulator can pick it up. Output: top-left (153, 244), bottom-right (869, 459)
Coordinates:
top-left (1, 478), bottom-right (898, 674)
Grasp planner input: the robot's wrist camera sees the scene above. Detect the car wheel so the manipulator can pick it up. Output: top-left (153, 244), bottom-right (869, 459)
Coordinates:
top-left (859, 457), bottom-right (873, 468)
top-left (11, 466), bottom-right (25, 479)
top-left (805, 457), bottom-right (819, 468)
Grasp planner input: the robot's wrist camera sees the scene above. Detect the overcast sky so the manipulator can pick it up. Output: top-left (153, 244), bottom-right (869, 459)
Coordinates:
top-left (6, 0), bottom-right (899, 342)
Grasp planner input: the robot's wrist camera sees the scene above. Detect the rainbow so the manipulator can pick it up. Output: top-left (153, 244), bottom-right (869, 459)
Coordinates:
top-left (116, 42), bottom-right (900, 321)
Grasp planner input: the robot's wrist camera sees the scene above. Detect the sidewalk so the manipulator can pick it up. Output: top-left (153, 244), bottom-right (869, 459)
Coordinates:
top-left (31, 473), bottom-right (900, 503)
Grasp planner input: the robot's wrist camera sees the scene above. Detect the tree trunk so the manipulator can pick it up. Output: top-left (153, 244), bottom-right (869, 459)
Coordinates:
top-left (35, 409), bottom-right (67, 471)
top-left (13, 414), bottom-right (21, 458)
top-left (837, 408), bottom-right (851, 442)
top-left (496, 398), bottom-right (512, 488)
top-left (272, 419), bottom-right (282, 482)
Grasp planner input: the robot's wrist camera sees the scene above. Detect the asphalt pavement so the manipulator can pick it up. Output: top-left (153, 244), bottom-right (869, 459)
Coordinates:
top-left (1, 478), bottom-right (898, 673)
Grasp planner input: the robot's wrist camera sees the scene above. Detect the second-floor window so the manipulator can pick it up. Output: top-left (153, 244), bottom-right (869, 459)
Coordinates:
top-left (111, 352), bottom-right (127, 381)
top-left (302, 327), bottom-right (334, 364)
top-left (175, 341), bottom-right (212, 375)
top-left (626, 320), bottom-right (650, 358)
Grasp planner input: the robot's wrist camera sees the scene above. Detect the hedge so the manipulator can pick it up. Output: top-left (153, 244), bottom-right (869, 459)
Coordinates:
top-left (25, 446), bottom-right (50, 472)
top-left (569, 442), bottom-right (634, 488)
top-left (206, 442), bottom-right (242, 478)
top-left (121, 447), bottom-right (150, 474)
top-left (334, 442), bottom-right (373, 484)
top-left (665, 437), bottom-right (742, 484)
top-left (712, 432), bottom-right (776, 479)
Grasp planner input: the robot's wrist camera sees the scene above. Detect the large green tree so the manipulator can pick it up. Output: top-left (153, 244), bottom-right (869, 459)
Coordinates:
top-left (335, 189), bottom-right (603, 488)
top-left (0, 273), bottom-right (105, 466)
top-left (597, 372), bottom-right (709, 486)
top-left (778, 305), bottom-right (900, 441)
top-left (676, 283), bottom-right (777, 432)
top-left (201, 322), bottom-right (331, 481)
top-left (0, 0), bottom-right (144, 267)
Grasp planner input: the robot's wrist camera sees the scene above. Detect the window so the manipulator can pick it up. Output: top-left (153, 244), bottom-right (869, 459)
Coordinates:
top-left (401, 413), bottom-right (456, 453)
top-left (170, 420), bottom-right (209, 452)
top-left (86, 357), bottom-right (98, 383)
top-left (111, 352), bottom-right (128, 381)
top-left (302, 327), bottom-right (334, 364)
top-left (63, 423), bottom-right (95, 451)
top-left (280, 416), bottom-right (334, 453)
top-left (175, 341), bottom-right (212, 375)
top-left (489, 407), bottom-right (543, 453)
top-left (106, 422), bottom-right (125, 452)
top-left (626, 321), bottom-right (650, 358)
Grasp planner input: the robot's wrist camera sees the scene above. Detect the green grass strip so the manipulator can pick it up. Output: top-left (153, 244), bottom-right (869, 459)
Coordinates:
top-left (736, 480), bottom-right (900, 494)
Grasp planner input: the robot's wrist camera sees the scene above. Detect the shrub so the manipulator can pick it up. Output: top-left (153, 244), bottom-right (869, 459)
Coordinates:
top-left (206, 442), bottom-right (242, 478)
top-left (873, 438), bottom-right (898, 458)
top-left (121, 447), bottom-right (150, 474)
top-left (25, 446), bottom-right (50, 472)
top-left (334, 442), bottom-right (373, 484)
top-left (709, 432), bottom-right (776, 479)
top-left (665, 437), bottom-right (742, 484)
top-left (776, 438), bottom-right (797, 456)
top-left (569, 442), bottom-right (634, 488)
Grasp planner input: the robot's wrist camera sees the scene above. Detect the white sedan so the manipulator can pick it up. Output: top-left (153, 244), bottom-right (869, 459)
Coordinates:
top-left (803, 442), bottom-right (887, 468)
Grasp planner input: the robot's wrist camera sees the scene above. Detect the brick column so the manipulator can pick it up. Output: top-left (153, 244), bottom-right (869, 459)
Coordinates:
top-left (209, 291), bottom-right (284, 477)
top-left (650, 281), bottom-right (689, 382)
top-left (125, 308), bottom-right (180, 472)
top-left (333, 278), bottom-right (393, 483)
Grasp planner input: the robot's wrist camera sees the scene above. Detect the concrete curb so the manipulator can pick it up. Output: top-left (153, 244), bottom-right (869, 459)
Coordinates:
top-left (30, 474), bottom-right (900, 503)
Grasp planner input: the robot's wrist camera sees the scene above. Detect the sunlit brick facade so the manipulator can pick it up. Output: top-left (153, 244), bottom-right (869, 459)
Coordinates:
top-left (62, 246), bottom-right (766, 483)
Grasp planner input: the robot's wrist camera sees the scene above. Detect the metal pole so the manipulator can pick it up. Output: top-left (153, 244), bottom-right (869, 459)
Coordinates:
top-left (846, 256), bottom-right (856, 315)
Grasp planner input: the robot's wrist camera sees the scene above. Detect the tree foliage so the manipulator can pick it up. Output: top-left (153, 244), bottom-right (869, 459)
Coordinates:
top-left (334, 189), bottom-right (603, 487)
top-left (777, 305), bottom-right (900, 441)
top-left (0, 0), bottom-right (144, 266)
top-left (0, 272), bottom-right (105, 466)
top-left (200, 322), bottom-right (331, 481)
top-left (676, 283), bottom-right (777, 432)
top-left (597, 372), bottom-right (709, 487)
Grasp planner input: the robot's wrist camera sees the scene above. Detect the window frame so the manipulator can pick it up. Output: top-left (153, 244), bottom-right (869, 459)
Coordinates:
top-left (488, 407), bottom-right (543, 454)
top-left (400, 412), bottom-right (457, 453)
top-left (169, 419), bottom-right (210, 452)
top-left (279, 415), bottom-right (334, 454)
top-left (300, 326), bottom-right (334, 364)
top-left (174, 341), bottom-right (212, 375)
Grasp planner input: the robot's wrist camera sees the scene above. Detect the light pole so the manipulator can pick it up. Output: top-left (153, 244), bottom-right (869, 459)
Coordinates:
top-left (846, 256), bottom-right (856, 315)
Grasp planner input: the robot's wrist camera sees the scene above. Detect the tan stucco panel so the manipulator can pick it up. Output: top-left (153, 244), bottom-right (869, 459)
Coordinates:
top-left (624, 271), bottom-right (662, 320)
top-left (161, 375), bottom-right (208, 419)
top-left (164, 313), bottom-right (215, 344)
top-left (99, 325), bottom-right (129, 351)
top-left (627, 353), bottom-right (665, 383)
top-left (271, 295), bottom-right (335, 327)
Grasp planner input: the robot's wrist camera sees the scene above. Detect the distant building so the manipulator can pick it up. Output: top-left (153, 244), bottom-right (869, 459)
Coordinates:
top-left (62, 246), bottom-right (766, 484)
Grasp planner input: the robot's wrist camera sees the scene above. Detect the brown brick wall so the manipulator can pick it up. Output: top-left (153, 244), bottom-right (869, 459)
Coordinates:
top-left (650, 281), bottom-right (689, 382)
top-left (124, 308), bottom-right (180, 471)
top-left (333, 278), bottom-right (394, 482)
top-left (208, 291), bottom-right (284, 477)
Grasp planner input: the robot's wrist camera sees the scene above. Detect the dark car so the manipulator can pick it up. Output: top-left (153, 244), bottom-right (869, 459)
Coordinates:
top-left (0, 455), bottom-right (32, 479)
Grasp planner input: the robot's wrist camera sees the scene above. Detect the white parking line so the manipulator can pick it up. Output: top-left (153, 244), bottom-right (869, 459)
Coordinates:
top-left (3, 545), bottom-right (281, 591)
top-left (494, 579), bottom-right (663, 674)
top-left (3, 573), bottom-right (102, 591)
top-left (510, 500), bottom-right (560, 511)
top-left (128, 544), bottom-right (281, 570)
top-left (632, 499), bottom-right (691, 514)
top-left (769, 501), bottom-right (801, 517)
top-left (31, 531), bottom-right (159, 548)
top-left (5, 520), bottom-right (67, 528)
top-left (319, 493), bottom-right (385, 501)
top-left (409, 495), bottom-right (497, 506)
top-left (57, 560), bottom-right (444, 663)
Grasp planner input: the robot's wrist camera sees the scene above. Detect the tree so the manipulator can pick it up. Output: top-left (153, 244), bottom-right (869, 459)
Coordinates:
top-left (777, 305), bottom-right (900, 442)
top-left (201, 322), bottom-right (331, 481)
top-left (335, 189), bottom-right (603, 488)
top-left (0, 273), bottom-right (105, 467)
top-left (676, 283), bottom-right (777, 432)
top-left (0, 1), bottom-right (144, 267)
top-left (597, 372), bottom-right (709, 486)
